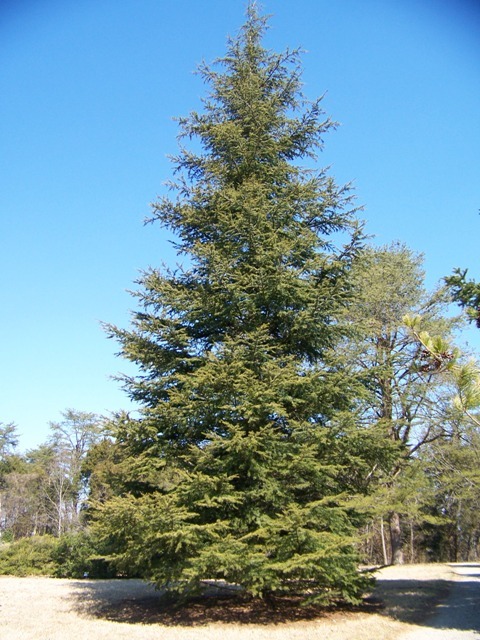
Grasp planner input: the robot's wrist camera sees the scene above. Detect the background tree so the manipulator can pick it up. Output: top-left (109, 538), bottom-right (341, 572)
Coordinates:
top-left (81, 417), bottom-right (128, 510)
top-left (0, 439), bottom-right (52, 539)
top-left (445, 268), bottom-right (480, 328)
top-left (0, 468), bottom-right (47, 538)
top-left (422, 422), bottom-right (480, 562)
top-left (398, 304), bottom-right (480, 563)
top-left (47, 409), bottom-right (106, 521)
top-left (0, 423), bottom-right (31, 537)
top-left (0, 422), bottom-right (22, 486)
top-left (0, 410), bottom-right (105, 539)
top-left (27, 444), bottom-right (75, 537)
top-left (94, 7), bottom-right (380, 605)
top-left (0, 422), bottom-right (19, 464)
top-left (343, 243), bottom-right (458, 564)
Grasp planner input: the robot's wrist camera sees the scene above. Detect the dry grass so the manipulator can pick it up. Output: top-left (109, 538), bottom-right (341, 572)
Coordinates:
top-left (0, 564), bottom-right (455, 640)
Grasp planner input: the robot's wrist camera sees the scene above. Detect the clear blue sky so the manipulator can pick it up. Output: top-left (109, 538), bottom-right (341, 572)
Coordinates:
top-left (1, 0), bottom-right (479, 451)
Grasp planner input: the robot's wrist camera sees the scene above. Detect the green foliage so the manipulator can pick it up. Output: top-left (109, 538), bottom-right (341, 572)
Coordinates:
top-left (452, 360), bottom-right (480, 425)
top-left (80, 435), bottom-right (127, 509)
top-left (0, 422), bottom-right (18, 460)
top-left (51, 531), bottom-right (117, 578)
top-left (421, 426), bottom-right (480, 561)
top-left (95, 6), bottom-right (375, 605)
top-left (405, 319), bottom-right (480, 427)
top-left (0, 532), bottom-right (118, 578)
top-left (0, 422), bottom-right (21, 486)
top-left (343, 244), bottom-right (461, 564)
top-left (346, 244), bottom-right (457, 454)
top-left (404, 314), bottom-right (459, 374)
top-left (445, 268), bottom-right (480, 328)
top-left (0, 536), bottom-right (57, 576)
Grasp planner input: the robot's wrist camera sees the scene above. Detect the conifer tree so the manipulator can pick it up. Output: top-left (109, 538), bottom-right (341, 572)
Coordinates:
top-left (97, 6), bottom-right (374, 604)
top-left (445, 268), bottom-right (480, 328)
top-left (345, 244), bottom-right (459, 564)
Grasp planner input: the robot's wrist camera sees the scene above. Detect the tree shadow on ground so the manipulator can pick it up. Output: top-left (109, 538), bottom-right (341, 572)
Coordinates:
top-left (425, 579), bottom-right (480, 633)
top-left (67, 575), bottom-right (457, 627)
top-left (370, 576), bottom-right (453, 625)
top-left (69, 579), bottom-right (375, 626)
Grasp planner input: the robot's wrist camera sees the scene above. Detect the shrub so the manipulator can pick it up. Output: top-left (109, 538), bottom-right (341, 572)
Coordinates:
top-left (0, 531), bottom-right (127, 578)
top-left (51, 531), bottom-right (116, 578)
top-left (0, 535), bottom-right (57, 576)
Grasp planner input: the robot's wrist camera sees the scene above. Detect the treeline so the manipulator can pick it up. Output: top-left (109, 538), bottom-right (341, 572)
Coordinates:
top-left (0, 411), bottom-right (104, 539)
top-left (0, 411), bottom-right (118, 577)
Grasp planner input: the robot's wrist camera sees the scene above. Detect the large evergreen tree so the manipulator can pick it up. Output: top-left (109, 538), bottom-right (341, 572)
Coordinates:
top-left (96, 6), bottom-right (375, 604)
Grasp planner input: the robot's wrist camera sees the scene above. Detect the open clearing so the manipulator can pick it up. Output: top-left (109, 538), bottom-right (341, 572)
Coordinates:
top-left (0, 564), bottom-right (478, 640)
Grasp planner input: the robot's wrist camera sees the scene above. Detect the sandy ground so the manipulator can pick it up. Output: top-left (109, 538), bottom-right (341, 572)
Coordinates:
top-left (399, 563), bottom-right (480, 640)
top-left (0, 564), bottom-right (474, 640)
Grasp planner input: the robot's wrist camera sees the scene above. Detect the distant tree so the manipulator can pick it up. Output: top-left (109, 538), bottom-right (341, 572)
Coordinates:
top-left (445, 268), bottom-right (480, 328)
top-left (81, 423), bottom-right (127, 509)
top-left (0, 422), bottom-right (18, 462)
top-left (94, 7), bottom-right (380, 605)
top-left (0, 423), bottom-right (27, 537)
top-left (0, 431), bottom-right (51, 539)
top-left (423, 424), bottom-right (480, 562)
top-left (0, 411), bottom-right (106, 539)
top-left (48, 409), bottom-right (106, 518)
top-left (344, 244), bottom-right (459, 564)
top-left (0, 422), bottom-right (22, 485)
top-left (0, 470), bottom-right (46, 538)
top-left (403, 310), bottom-right (480, 562)
top-left (43, 409), bottom-right (106, 533)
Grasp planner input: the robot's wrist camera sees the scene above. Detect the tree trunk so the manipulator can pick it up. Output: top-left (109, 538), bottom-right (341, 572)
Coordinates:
top-left (410, 519), bottom-right (415, 563)
top-left (389, 511), bottom-right (404, 564)
top-left (380, 516), bottom-right (389, 565)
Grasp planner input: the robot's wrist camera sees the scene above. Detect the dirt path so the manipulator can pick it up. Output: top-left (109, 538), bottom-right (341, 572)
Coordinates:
top-left (400, 564), bottom-right (480, 639)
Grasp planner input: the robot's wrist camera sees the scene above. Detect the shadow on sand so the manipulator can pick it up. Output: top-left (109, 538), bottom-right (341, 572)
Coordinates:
top-left (66, 574), bottom-right (471, 628)
top-left (377, 567), bottom-right (480, 635)
top-left (68, 578), bottom-right (362, 625)
top-left (425, 578), bottom-right (480, 633)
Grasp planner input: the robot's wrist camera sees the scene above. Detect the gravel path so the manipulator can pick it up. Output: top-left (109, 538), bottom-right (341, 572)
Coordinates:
top-left (400, 564), bottom-right (480, 640)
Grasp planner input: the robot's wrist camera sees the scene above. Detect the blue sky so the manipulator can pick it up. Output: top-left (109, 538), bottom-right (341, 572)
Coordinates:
top-left (1, 0), bottom-right (479, 451)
